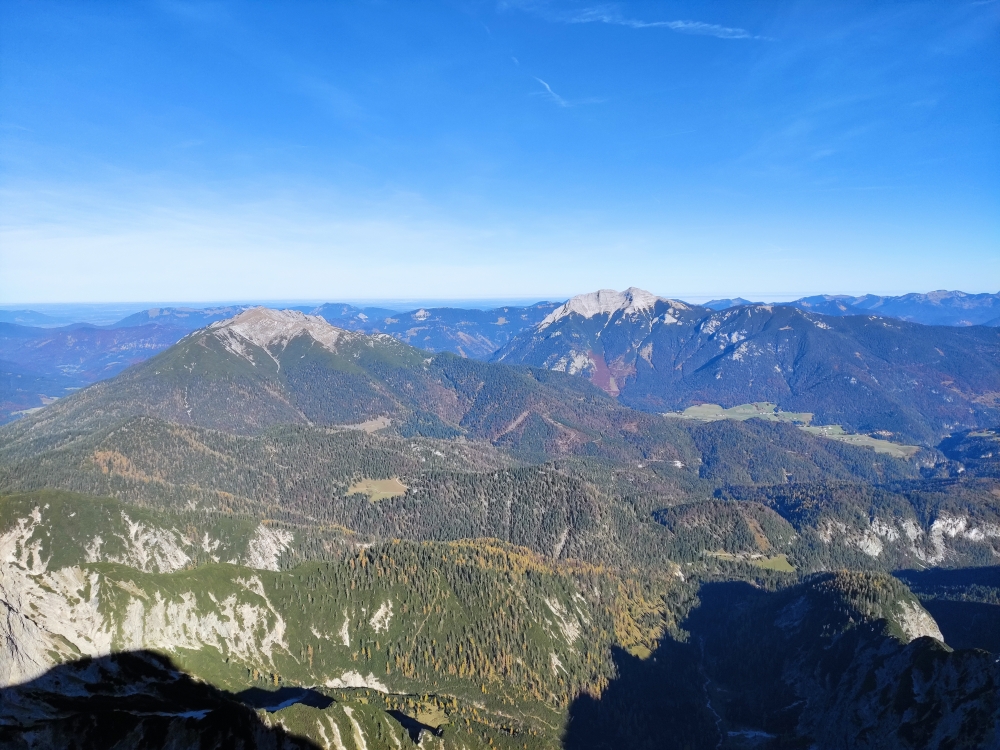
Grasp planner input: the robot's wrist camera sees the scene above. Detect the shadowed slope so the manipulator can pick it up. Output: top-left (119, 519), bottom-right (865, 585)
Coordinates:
top-left (564, 572), bottom-right (1000, 750)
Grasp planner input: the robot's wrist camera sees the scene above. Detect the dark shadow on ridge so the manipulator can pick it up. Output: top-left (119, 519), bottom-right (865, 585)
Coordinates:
top-left (562, 640), bottom-right (719, 750)
top-left (0, 650), bottom-right (322, 750)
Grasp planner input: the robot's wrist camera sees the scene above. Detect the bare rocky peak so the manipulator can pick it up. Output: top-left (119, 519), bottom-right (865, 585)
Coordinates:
top-left (539, 287), bottom-right (685, 329)
top-left (208, 306), bottom-right (356, 354)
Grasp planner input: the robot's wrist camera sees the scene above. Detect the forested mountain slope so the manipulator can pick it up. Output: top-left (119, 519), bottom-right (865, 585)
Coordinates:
top-left (1, 490), bottom-right (689, 749)
top-left (495, 289), bottom-right (1000, 445)
top-left (564, 571), bottom-right (999, 750)
top-left (7, 291), bottom-right (998, 432)
top-left (3, 305), bottom-right (1000, 748)
top-left (0, 302), bottom-right (558, 426)
top-left (4, 492), bottom-right (993, 750)
top-left (0, 307), bottom-right (706, 464)
top-left (114, 301), bottom-right (560, 359)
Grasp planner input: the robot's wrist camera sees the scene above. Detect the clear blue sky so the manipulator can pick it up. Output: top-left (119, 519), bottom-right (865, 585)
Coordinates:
top-left (1, 1), bottom-right (997, 303)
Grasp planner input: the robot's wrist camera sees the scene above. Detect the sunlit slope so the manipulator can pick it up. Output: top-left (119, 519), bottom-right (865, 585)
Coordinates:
top-left (0, 498), bottom-right (997, 750)
top-left (0, 495), bottom-right (688, 740)
top-left (7, 413), bottom-right (982, 575)
top-left (1, 308), bottom-right (704, 464)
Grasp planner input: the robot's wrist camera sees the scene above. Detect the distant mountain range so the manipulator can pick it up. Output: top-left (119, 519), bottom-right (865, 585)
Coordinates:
top-left (0, 309), bottom-right (66, 326)
top-left (0, 322), bottom-right (191, 422)
top-left (311, 301), bottom-right (560, 358)
top-left (2, 290), bottom-right (998, 429)
top-left (707, 289), bottom-right (1000, 326)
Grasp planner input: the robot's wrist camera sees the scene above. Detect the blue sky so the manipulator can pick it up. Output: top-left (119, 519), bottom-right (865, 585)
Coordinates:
top-left (1, 1), bottom-right (997, 303)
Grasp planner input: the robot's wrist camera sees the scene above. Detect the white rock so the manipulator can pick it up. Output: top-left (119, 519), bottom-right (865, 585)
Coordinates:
top-left (539, 288), bottom-right (682, 329)
top-left (208, 307), bottom-right (361, 365)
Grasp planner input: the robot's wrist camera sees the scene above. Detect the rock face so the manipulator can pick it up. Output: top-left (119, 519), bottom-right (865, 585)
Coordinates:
top-left (207, 307), bottom-right (361, 363)
top-left (538, 287), bottom-right (676, 329)
top-left (497, 287), bottom-right (698, 398)
top-left (0, 521), bottom-right (290, 687)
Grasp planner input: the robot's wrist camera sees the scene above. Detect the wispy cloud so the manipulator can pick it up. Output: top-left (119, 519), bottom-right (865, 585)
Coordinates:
top-left (533, 77), bottom-right (570, 107)
top-left (505, 2), bottom-right (766, 40)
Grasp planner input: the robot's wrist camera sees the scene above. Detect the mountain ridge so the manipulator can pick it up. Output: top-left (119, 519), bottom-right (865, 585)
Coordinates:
top-left (495, 289), bottom-right (1000, 445)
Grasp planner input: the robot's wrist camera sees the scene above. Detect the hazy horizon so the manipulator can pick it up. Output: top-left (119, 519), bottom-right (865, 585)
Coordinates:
top-left (3, 286), bottom-right (997, 328)
top-left (2, 1), bottom-right (997, 302)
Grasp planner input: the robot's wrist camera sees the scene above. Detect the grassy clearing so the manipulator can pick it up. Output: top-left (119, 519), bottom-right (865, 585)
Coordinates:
top-left (665, 402), bottom-right (813, 425)
top-left (347, 477), bottom-right (408, 501)
top-left (416, 705), bottom-right (449, 728)
top-left (799, 425), bottom-right (920, 459)
top-left (665, 402), bottom-right (920, 458)
top-left (337, 416), bottom-right (391, 433)
top-left (752, 554), bottom-right (796, 572)
top-left (710, 551), bottom-right (796, 573)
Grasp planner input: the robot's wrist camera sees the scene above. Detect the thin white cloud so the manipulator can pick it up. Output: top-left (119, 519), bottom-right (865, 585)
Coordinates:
top-left (572, 8), bottom-right (755, 39)
top-left (533, 77), bottom-right (570, 107)
top-left (506, 2), bottom-right (766, 40)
